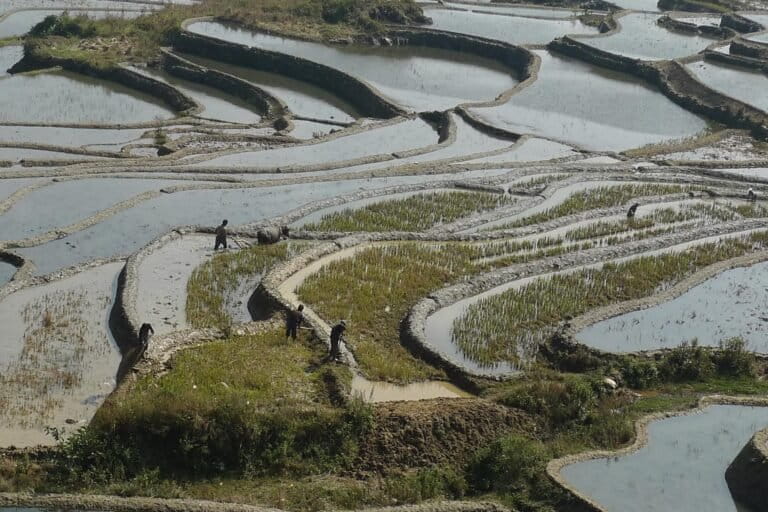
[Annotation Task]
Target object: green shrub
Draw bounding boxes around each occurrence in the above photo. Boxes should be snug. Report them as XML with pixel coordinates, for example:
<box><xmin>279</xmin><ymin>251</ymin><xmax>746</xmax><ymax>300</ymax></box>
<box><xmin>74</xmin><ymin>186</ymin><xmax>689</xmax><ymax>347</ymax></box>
<box><xmin>384</xmin><ymin>467</ymin><xmax>467</xmax><ymax>502</ymax></box>
<box><xmin>498</xmin><ymin>378</ymin><xmax>597</xmax><ymax>427</ymax></box>
<box><xmin>468</xmin><ymin>435</ymin><xmax>549</xmax><ymax>494</ymax></box>
<box><xmin>621</xmin><ymin>358</ymin><xmax>659</xmax><ymax>389</ymax></box>
<box><xmin>713</xmin><ymin>337</ymin><xmax>755</xmax><ymax>377</ymax></box>
<box><xmin>660</xmin><ymin>340</ymin><xmax>714</xmax><ymax>381</ymax></box>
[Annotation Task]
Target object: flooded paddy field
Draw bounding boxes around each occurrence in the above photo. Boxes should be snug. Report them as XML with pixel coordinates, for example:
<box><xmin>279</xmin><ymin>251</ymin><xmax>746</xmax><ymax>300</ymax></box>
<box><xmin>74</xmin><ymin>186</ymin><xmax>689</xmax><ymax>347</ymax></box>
<box><xmin>440</xmin><ymin>2</ymin><xmax>578</xmax><ymax>18</ymax></box>
<box><xmin>424</xmin><ymin>6</ymin><xmax>598</xmax><ymax>45</ymax></box>
<box><xmin>577</xmin><ymin>259</ymin><xmax>768</xmax><ymax>353</ymax></box>
<box><xmin>0</xmin><ymin>70</ymin><xmax>174</xmax><ymax>125</ymax></box>
<box><xmin>0</xmin><ymin>262</ymin><xmax>122</xmax><ymax>447</ymax></box>
<box><xmin>0</xmin><ymin>8</ymin><xmax>148</xmax><ymax>39</ymax></box>
<box><xmin>687</xmin><ymin>61</ymin><xmax>768</xmax><ymax>113</ymax></box>
<box><xmin>470</xmin><ymin>51</ymin><xmax>708</xmax><ymax>151</ymax></box>
<box><xmin>187</xmin><ymin>21</ymin><xmax>519</xmax><ymax>111</ymax></box>
<box><xmin>575</xmin><ymin>12</ymin><xmax>718</xmax><ymax>60</ymax></box>
<box><xmin>560</xmin><ymin>404</ymin><xmax>768</xmax><ymax>512</ymax></box>
<box><xmin>0</xmin><ymin>260</ymin><xmax>16</xmax><ymax>286</ymax></box>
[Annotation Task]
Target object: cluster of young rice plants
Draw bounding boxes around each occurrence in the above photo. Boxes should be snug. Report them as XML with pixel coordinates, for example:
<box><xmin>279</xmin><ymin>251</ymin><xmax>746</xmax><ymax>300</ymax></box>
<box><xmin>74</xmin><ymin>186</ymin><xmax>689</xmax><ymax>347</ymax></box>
<box><xmin>451</xmin><ymin>232</ymin><xmax>768</xmax><ymax>368</ymax></box>
<box><xmin>489</xmin><ymin>183</ymin><xmax>687</xmax><ymax>230</ymax></box>
<box><xmin>0</xmin><ymin>289</ymin><xmax>108</xmax><ymax>427</ymax></box>
<box><xmin>512</xmin><ymin>173</ymin><xmax>572</xmax><ymax>189</ymax></box>
<box><xmin>297</xmin><ymin>243</ymin><xmax>489</xmax><ymax>382</ymax></box>
<box><xmin>186</xmin><ymin>241</ymin><xmax>308</xmax><ymax>330</ymax></box>
<box><xmin>563</xmin><ymin>207</ymin><xmax>700</xmax><ymax>242</ymax></box>
<box><xmin>302</xmin><ymin>191</ymin><xmax>511</xmax><ymax>233</ymax></box>
<box><xmin>685</xmin><ymin>201</ymin><xmax>768</xmax><ymax>222</ymax></box>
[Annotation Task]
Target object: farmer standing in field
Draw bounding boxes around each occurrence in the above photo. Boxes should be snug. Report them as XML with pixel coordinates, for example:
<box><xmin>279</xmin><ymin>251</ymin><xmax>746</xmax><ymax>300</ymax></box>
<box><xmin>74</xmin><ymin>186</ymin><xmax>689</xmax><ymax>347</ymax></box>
<box><xmin>286</xmin><ymin>304</ymin><xmax>305</xmax><ymax>340</ymax></box>
<box><xmin>214</xmin><ymin>219</ymin><xmax>228</xmax><ymax>250</ymax></box>
<box><xmin>329</xmin><ymin>320</ymin><xmax>346</xmax><ymax>362</ymax></box>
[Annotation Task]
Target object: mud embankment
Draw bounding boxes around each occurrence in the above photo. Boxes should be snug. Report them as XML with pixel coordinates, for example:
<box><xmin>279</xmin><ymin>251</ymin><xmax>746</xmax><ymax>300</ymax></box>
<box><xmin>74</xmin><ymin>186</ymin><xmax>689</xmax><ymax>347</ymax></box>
<box><xmin>729</xmin><ymin>37</ymin><xmax>768</xmax><ymax>61</ymax></box>
<box><xmin>703</xmin><ymin>49</ymin><xmax>768</xmax><ymax>73</ymax></box>
<box><xmin>10</xmin><ymin>48</ymin><xmax>198</xmax><ymax>116</ymax></box>
<box><xmin>174</xmin><ymin>19</ymin><xmax>404</xmax><ymax>120</ymax></box>
<box><xmin>725</xmin><ymin>427</ymin><xmax>768</xmax><ymax>511</ymax></box>
<box><xmin>658</xmin><ymin>15</ymin><xmax>735</xmax><ymax>39</ymax></box>
<box><xmin>159</xmin><ymin>49</ymin><xmax>287</xmax><ymax>120</ymax></box>
<box><xmin>720</xmin><ymin>13</ymin><xmax>764</xmax><ymax>34</ymax></box>
<box><xmin>548</xmin><ymin>36</ymin><xmax>768</xmax><ymax>139</ymax></box>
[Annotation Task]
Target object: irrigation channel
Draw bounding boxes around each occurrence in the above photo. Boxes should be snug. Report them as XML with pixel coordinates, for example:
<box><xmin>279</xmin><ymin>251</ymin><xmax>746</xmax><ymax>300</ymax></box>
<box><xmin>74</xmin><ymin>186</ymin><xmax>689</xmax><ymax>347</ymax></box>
<box><xmin>4</xmin><ymin>1</ymin><xmax>768</xmax><ymax>510</ymax></box>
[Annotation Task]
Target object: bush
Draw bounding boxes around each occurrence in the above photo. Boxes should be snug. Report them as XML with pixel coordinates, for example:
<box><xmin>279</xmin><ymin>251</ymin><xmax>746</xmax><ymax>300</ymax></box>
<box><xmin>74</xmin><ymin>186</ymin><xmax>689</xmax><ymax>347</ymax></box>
<box><xmin>384</xmin><ymin>467</ymin><xmax>467</xmax><ymax>502</ymax></box>
<box><xmin>659</xmin><ymin>340</ymin><xmax>714</xmax><ymax>382</ymax></box>
<box><xmin>621</xmin><ymin>358</ymin><xmax>659</xmax><ymax>389</ymax></box>
<box><xmin>468</xmin><ymin>435</ymin><xmax>549</xmax><ymax>494</ymax></box>
<box><xmin>713</xmin><ymin>337</ymin><xmax>755</xmax><ymax>377</ymax></box>
<box><xmin>30</xmin><ymin>14</ymin><xmax>97</xmax><ymax>38</ymax></box>
<box><xmin>499</xmin><ymin>377</ymin><xmax>598</xmax><ymax>427</ymax></box>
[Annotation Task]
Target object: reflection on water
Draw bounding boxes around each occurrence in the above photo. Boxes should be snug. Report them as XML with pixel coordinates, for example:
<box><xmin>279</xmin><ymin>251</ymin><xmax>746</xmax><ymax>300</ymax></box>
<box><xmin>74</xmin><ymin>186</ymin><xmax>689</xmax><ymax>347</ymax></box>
<box><xmin>561</xmin><ymin>405</ymin><xmax>768</xmax><ymax>512</ymax></box>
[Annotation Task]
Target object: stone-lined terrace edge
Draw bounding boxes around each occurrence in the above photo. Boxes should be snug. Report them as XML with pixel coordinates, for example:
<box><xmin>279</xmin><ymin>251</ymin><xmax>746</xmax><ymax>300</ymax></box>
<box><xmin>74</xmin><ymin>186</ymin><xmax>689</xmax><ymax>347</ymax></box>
<box><xmin>547</xmin><ymin>395</ymin><xmax>768</xmax><ymax>512</ymax></box>
<box><xmin>725</xmin><ymin>424</ymin><xmax>768</xmax><ymax>511</ymax></box>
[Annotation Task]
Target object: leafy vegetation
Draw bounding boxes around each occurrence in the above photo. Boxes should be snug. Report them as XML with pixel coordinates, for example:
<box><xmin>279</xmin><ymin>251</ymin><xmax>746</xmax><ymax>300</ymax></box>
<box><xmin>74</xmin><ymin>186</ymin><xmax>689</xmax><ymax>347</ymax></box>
<box><xmin>302</xmin><ymin>191</ymin><xmax>511</xmax><ymax>232</ymax></box>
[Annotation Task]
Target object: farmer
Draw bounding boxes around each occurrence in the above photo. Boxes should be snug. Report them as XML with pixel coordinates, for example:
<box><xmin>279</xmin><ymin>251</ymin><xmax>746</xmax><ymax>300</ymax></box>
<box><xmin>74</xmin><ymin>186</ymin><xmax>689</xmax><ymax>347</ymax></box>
<box><xmin>748</xmin><ymin>187</ymin><xmax>757</xmax><ymax>201</ymax></box>
<box><xmin>286</xmin><ymin>304</ymin><xmax>305</xmax><ymax>340</ymax></box>
<box><xmin>257</xmin><ymin>225</ymin><xmax>289</xmax><ymax>245</ymax></box>
<box><xmin>214</xmin><ymin>219</ymin><xmax>228</xmax><ymax>250</ymax></box>
<box><xmin>626</xmin><ymin>203</ymin><xmax>640</xmax><ymax>219</ymax></box>
<box><xmin>138</xmin><ymin>323</ymin><xmax>154</xmax><ymax>348</ymax></box>
<box><xmin>329</xmin><ymin>320</ymin><xmax>346</xmax><ymax>361</ymax></box>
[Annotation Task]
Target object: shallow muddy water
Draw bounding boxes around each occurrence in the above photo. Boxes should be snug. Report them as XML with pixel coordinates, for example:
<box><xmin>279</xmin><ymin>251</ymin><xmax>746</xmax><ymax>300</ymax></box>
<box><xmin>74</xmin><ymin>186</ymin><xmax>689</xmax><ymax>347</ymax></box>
<box><xmin>18</xmin><ymin>175</ymin><xmax>456</xmax><ymax>275</ymax></box>
<box><xmin>577</xmin><ymin>12</ymin><xmax>717</xmax><ymax>60</ymax></box>
<box><xmin>0</xmin><ymin>178</ymin><xmax>189</xmax><ymax>242</ymax></box>
<box><xmin>0</xmin><ymin>45</ymin><xmax>23</xmax><ymax>77</ymax></box>
<box><xmin>0</xmin><ymin>260</ymin><xmax>15</xmax><ymax>286</ymax></box>
<box><xmin>443</xmin><ymin>2</ymin><xmax>577</xmax><ymax>18</ymax></box>
<box><xmin>180</xmin><ymin>53</ymin><xmax>359</xmax><ymax>123</ymax></box>
<box><xmin>560</xmin><ymin>404</ymin><xmax>768</xmax><ymax>512</ymax></box>
<box><xmin>470</xmin><ymin>50</ymin><xmax>708</xmax><ymax>151</ymax></box>
<box><xmin>0</xmin><ymin>125</ymin><xmax>146</xmax><ymax>148</ymax></box>
<box><xmin>464</xmin><ymin>136</ymin><xmax>577</xmax><ymax>163</ymax></box>
<box><xmin>687</xmin><ymin>61</ymin><xmax>768</xmax><ymax>113</ymax></box>
<box><xmin>0</xmin><ymin>262</ymin><xmax>122</xmax><ymax>447</ymax></box>
<box><xmin>130</xmin><ymin>65</ymin><xmax>262</xmax><ymax>124</ymax></box>
<box><xmin>136</xmin><ymin>234</ymin><xmax>213</xmax><ymax>335</ymax></box>
<box><xmin>187</xmin><ymin>21</ymin><xmax>518</xmax><ymax>111</ymax></box>
<box><xmin>351</xmin><ymin>374</ymin><xmax>470</xmax><ymax>402</ymax></box>
<box><xmin>0</xmin><ymin>70</ymin><xmax>174</xmax><ymax>124</ymax></box>
<box><xmin>613</xmin><ymin>0</ymin><xmax>662</xmax><ymax>10</ymax></box>
<box><xmin>424</xmin><ymin>7</ymin><xmax>598</xmax><ymax>45</ymax></box>
<box><xmin>191</xmin><ymin>117</ymin><xmax>437</xmax><ymax>169</ymax></box>
<box><xmin>0</xmin><ymin>147</ymin><xmax>110</xmax><ymax>162</ymax></box>
<box><xmin>577</xmin><ymin>259</ymin><xmax>768</xmax><ymax>353</ymax></box>
<box><xmin>0</xmin><ymin>177</ymin><xmax>42</xmax><ymax>200</ymax></box>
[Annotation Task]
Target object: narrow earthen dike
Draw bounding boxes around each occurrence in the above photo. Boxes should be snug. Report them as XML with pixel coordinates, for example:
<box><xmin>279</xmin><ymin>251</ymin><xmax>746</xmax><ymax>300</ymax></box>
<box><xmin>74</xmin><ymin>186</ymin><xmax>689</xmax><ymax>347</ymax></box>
<box><xmin>548</xmin><ymin>36</ymin><xmax>768</xmax><ymax>140</ymax></box>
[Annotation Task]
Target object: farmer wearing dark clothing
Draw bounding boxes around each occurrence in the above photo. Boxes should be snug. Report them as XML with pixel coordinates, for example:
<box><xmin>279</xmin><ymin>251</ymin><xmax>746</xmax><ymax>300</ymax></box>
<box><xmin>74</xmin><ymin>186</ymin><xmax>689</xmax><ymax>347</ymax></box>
<box><xmin>138</xmin><ymin>323</ymin><xmax>154</xmax><ymax>348</ymax></box>
<box><xmin>214</xmin><ymin>219</ymin><xmax>228</xmax><ymax>250</ymax></box>
<box><xmin>286</xmin><ymin>304</ymin><xmax>305</xmax><ymax>340</ymax></box>
<box><xmin>748</xmin><ymin>188</ymin><xmax>757</xmax><ymax>201</ymax></box>
<box><xmin>329</xmin><ymin>320</ymin><xmax>346</xmax><ymax>361</ymax></box>
<box><xmin>627</xmin><ymin>203</ymin><xmax>640</xmax><ymax>219</ymax></box>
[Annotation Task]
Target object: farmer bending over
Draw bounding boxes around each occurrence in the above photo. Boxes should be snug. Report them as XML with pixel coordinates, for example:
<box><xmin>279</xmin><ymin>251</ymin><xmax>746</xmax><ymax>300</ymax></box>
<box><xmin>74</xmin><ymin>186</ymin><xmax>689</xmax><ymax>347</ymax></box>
<box><xmin>138</xmin><ymin>323</ymin><xmax>154</xmax><ymax>348</ymax></box>
<box><xmin>627</xmin><ymin>203</ymin><xmax>640</xmax><ymax>219</ymax></box>
<box><xmin>329</xmin><ymin>320</ymin><xmax>346</xmax><ymax>362</ymax></box>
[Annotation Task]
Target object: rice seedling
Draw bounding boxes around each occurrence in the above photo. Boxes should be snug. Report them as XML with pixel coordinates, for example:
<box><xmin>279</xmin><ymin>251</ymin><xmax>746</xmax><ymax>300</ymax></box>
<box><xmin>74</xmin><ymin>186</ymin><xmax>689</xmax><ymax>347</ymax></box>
<box><xmin>487</xmin><ymin>184</ymin><xmax>687</xmax><ymax>230</ymax></box>
<box><xmin>451</xmin><ymin>232</ymin><xmax>768</xmax><ymax>367</ymax></box>
<box><xmin>186</xmin><ymin>241</ymin><xmax>308</xmax><ymax>330</ymax></box>
<box><xmin>297</xmin><ymin>243</ymin><xmax>491</xmax><ymax>382</ymax></box>
<box><xmin>302</xmin><ymin>191</ymin><xmax>511</xmax><ymax>233</ymax></box>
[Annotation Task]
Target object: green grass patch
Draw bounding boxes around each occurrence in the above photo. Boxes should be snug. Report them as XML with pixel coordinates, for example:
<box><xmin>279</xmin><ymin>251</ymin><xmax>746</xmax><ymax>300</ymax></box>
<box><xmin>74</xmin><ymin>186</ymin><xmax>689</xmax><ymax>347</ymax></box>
<box><xmin>298</xmin><ymin>243</ymin><xmax>489</xmax><ymax>382</ymax></box>
<box><xmin>452</xmin><ymin>232</ymin><xmax>768</xmax><ymax>368</ymax></box>
<box><xmin>302</xmin><ymin>191</ymin><xmax>511</xmax><ymax>232</ymax></box>
<box><xmin>186</xmin><ymin>241</ymin><xmax>308</xmax><ymax>331</ymax></box>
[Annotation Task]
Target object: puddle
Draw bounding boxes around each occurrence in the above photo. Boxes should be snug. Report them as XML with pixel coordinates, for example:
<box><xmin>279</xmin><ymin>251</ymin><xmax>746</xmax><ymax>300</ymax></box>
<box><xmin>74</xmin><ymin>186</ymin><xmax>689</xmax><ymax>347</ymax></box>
<box><xmin>577</xmin><ymin>259</ymin><xmax>768</xmax><ymax>353</ymax></box>
<box><xmin>424</xmin><ymin>6</ymin><xmax>598</xmax><ymax>45</ymax></box>
<box><xmin>687</xmin><ymin>61</ymin><xmax>768</xmax><ymax>113</ymax></box>
<box><xmin>187</xmin><ymin>21</ymin><xmax>518</xmax><ymax>112</ymax></box>
<box><xmin>180</xmin><ymin>53</ymin><xmax>359</xmax><ymax>123</ymax></box>
<box><xmin>351</xmin><ymin>374</ymin><xmax>470</xmax><ymax>402</ymax></box>
<box><xmin>560</xmin><ymin>404</ymin><xmax>768</xmax><ymax>512</ymax></box>
<box><xmin>0</xmin><ymin>178</ymin><xmax>191</xmax><ymax>242</ymax></box>
<box><xmin>470</xmin><ymin>50</ymin><xmax>708</xmax><ymax>151</ymax></box>
<box><xmin>136</xmin><ymin>234</ymin><xmax>213</xmax><ymax>336</ymax></box>
<box><xmin>575</xmin><ymin>12</ymin><xmax>717</xmax><ymax>60</ymax></box>
<box><xmin>0</xmin><ymin>69</ymin><xmax>174</xmax><ymax>124</ymax></box>
<box><xmin>0</xmin><ymin>262</ymin><xmax>122</xmax><ymax>447</ymax></box>
<box><xmin>191</xmin><ymin>117</ymin><xmax>437</xmax><ymax>169</ymax></box>
<box><xmin>129</xmin><ymin>65</ymin><xmax>262</xmax><ymax>124</ymax></box>
<box><xmin>18</xmin><ymin>175</ymin><xmax>456</xmax><ymax>275</ymax></box>
<box><xmin>0</xmin><ymin>45</ymin><xmax>23</xmax><ymax>77</ymax></box>
<box><xmin>464</xmin><ymin>137</ymin><xmax>578</xmax><ymax>163</ymax></box>
<box><xmin>0</xmin><ymin>8</ymin><xmax>147</xmax><ymax>38</ymax></box>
